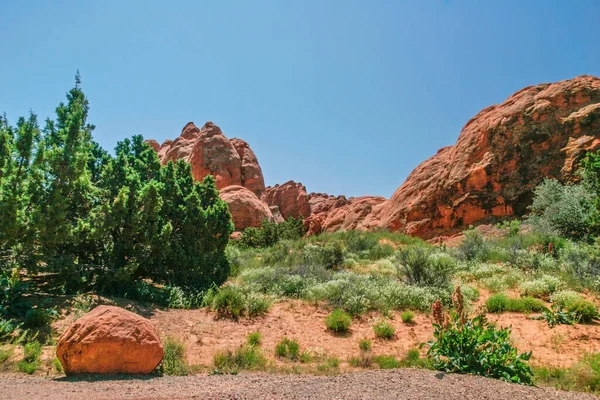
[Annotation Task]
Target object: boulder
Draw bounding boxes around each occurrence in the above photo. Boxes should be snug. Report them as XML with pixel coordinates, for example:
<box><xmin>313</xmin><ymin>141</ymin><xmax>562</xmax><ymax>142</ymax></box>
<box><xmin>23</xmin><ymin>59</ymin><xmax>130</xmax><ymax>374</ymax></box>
<box><xmin>56</xmin><ymin>306</ymin><xmax>163</xmax><ymax>375</ymax></box>
<box><xmin>262</xmin><ymin>181</ymin><xmax>311</xmax><ymax>220</ymax></box>
<box><xmin>219</xmin><ymin>185</ymin><xmax>275</xmax><ymax>230</ymax></box>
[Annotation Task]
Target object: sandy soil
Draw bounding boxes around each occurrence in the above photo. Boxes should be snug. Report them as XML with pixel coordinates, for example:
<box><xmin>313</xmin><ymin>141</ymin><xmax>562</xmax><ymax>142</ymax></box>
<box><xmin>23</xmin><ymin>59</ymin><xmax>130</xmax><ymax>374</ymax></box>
<box><xmin>0</xmin><ymin>369</ymin><xmax>596</xmax><ymax>400</ymax></box>
<box><xmin>147</xmin><ymin>300</ymin><xmax>600</xmax><ymax>369</ymax></box>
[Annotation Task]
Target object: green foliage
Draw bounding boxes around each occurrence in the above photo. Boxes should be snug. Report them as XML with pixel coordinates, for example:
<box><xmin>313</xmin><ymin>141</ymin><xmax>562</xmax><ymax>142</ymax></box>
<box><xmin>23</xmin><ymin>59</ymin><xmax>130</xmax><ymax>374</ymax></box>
<box><xmin>161</xmin><ymin>337</ymin><xmax>188</xmax><ymax>376</ymax></box>
<box><xmin>426</xmin><ymin>288</ymin><xmax>533</xmax><ymax>385</ymax></box>
<box><xmin>519</xmin><ymin>275</ymin><xmax>566</xmax><ymax>298</ymax></box>
<box><xmin>247</xmin><ymin>331</ymin><xmax>262</xmax><ymax>347</ymax></box>
<box><xmin>358</xmin><ymin>338</ymin><xmax>372</xmax><ymax>352</ymax></box>
<box><xmin>213</xmin><ymin>344</ymin><xmax>266</xmax><ymax>374</ymax></box>
<box><xmin>274</xmin><ymin>337</ymin><xmax>300</xmax><ymax>361</ymax></box>
<box><xmin>485</xmin><ymin>294</ymin><xmax>546</xmax><ymax>314</ymax></box>
<box><xmin>458</xmin><ymin>228</ymin><xmax>490</xmax><ymax>261</ymax></box>
<box><xmin>211</xmin><ymin>286</ymin><xmax>246</xmax><ymax>321</ymax></box>
<box><xmin>373</xmin><ymin>355</ymin><xmax>401</xmax><ymax>369</ymax></box>
<box><xmin>0</xmin><ymin>77</ymin><xmax>233</xmax><ymax>300</ymax></box>
<box><xmin>53</xmin><ymin>357</ymin><xmax>63</xmax><ymax>373</ymax></box>
<box><xmin>325</xmin><ymin>309</ymin><xmax>351</xmax><ymax>333</ymax></box>
<box><xmin>401</xmin><ymin>310</ymin><xmax>415</xmax><ymax>323</ymax></box>
<box><xmin>395</xmin><ymin>248</ymin><xmax>455</xmax><ymax>288</ymax></box>
<box><xmin>534</xmin><ymin>304</ymin><xmax>581</xmax><ymax>328</ymax></box>
<box><xmin>18</xmin><ymin>341</ymin><xmax>41</xmax><ymax>374</ymax></box>
<box><xmin>239</xmin><ymin>218</ymin><xmax>306</xmax><ymax>248</ymax></box>
<box><xmin>534</xmin><ymin>352</ymin><xmax>600</xmax><ymax>393</ymax></box>
<box><xmin>373</xmin><ymin>320</ymin><xmax>395</xmax><ymax>339</ymax></box>
<box><xmin>527</xmin><ymin>178</ymin><xmax>597</xmax><ymax>239</ymax></box>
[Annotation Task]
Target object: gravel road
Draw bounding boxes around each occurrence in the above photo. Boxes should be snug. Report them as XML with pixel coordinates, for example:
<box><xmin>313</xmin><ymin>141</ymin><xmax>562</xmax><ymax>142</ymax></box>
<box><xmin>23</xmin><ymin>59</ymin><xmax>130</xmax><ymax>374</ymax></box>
<box><xmin>1</xmin><ymin>369</ymin><xmax>596</xmax><ymax>400</ymax></box>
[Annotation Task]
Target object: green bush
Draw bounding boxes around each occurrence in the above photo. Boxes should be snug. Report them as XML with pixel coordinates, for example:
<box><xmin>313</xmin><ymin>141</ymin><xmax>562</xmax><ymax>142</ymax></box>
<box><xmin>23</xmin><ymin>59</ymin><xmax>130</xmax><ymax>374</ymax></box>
<box><xmin>401</xmin><ymin>310</ymin><xmax>415</xmax><ymax>323</ymax></box>
<box><xmin>213</xmin><ymin>345</ymin><xmax>266</xmax><ymax>373</ymax></box>
<box><xmin>302</xmin><ymin>242</ymin><xmax>345</xmax><ymax>269</ymax></box>
<box><xmin>358</xmin><ymin>338</ymin><xmax>372</xmax><ymax>352</ymax></box>
<box><xmin>534</xmin><ymin>352</ymin><xmax>600</xmax><ymax>393</ymax></box>
<box><xmin>374</xmin><ymin>355</ymin><xmax>401</xmax><ymax>369</ymax></box>
<box><xmin>527</xmin><ymin>179</ymin><xmax>597</xmax><ymax>239</ymax></box>
<box><xmin>564</xmin><ymin>299</ymin><xmax>599</xmax><ymax>323</ymax></box>
<box><xmin>458</xmin><ymin>228</ymin><xmax>490</xmax><ymax>261</ymax></box>
<box><xmin>162</xmin><ymin>337</ymin><xmax>188</xmax><ymax>376</ymax></box>
<box><xmin>485</xmin><ymin>294</ymin><xmax>545</xmax><ymax>314</ymax></box>
<box><xmin>239</xmin><ymin>218</ymin><xmax>306</xmax><ymax>248</ymax></box>
<box><xmin>24</xmin><ymin>307</ymin><xmax>57</xmax><ymax>328</ymax></box>
<box><xmin>373</xmin><ymin>320</ymin><xmax>395</xmax><ymax>339</ymax></box>
<box><xmin>519</xmin><ymin>275</ymin><xmax>566</xmax><ymax>298</ymax></box>
<box><xmin>274</xmin><ymin>337</ymin><xmax>300</xmax><ymax>361</ymax></box>
<box><xmin>395</xmin><ymin>247</ymin><xmax>454</xmax><ymax>288</ymax></box>
<box><xmin>211</xmin><ymin>286</ymin><xmax>246</xmax><ymax>320</ymax></box>
<box><xmin>325</xmin><ymin>309</ymin><xmax>352</xmax><ymax>333</ymax></box>
<box><xmin>426</xmin><ymin>288</ymin><xmax>533</xmax><ymax>385</ymax></box>
<box><xmin>18</xmin><ymin>341</ymin><xmax>41</xmax><ymax>375</ymax></box>
<box><xmin>244</xmin><ymin>293</ymin><xmax>272</xmax><ymax>318</ymax></box>
<box><xmin>247</xmin><ymin>331</ymin><xmax>262</xmax><ymax>347</ymax></box>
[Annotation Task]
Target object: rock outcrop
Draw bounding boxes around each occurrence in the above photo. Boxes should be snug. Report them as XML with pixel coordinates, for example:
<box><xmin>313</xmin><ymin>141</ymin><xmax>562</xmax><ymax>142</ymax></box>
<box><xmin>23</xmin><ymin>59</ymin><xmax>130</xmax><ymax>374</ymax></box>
<box><xmin>56</xmin><ymin>306</ymin><xmax>163</xmax><ymax>375</ymax></box>
<box><xmin>231</xmin><ymin>138</ymin><xmax>266</xmax><ymax>197</ymax></box>
<box><xmin>219</xmin><ymin>185</ymin><xmax>275</xmax><ymax>229</ymax></box>
<box><xmin>262</xmin><ymin>181</ymin><xmax>311</xmax><ymax>220</ymax></box>
<box><xmin>368</xmin><ymin>75</ymin><xmax>600</xmax><ymax>238</ymax></box>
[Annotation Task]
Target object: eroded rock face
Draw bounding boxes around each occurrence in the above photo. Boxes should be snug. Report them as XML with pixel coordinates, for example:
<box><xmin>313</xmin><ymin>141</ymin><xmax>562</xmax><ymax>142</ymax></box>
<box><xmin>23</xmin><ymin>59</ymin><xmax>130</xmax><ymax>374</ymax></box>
<box><xmin>262</xmin><ymin>181</ymin><xmax>311</xmax><ymax>220</ymax></box>
<box><xmin>56</xmin><ymin>306</ymin><xmax>163</xmax><ymax>375</ymax></box>
<box><xmin>369</xmin><ymin>75</ymin><xmax>600</xmax><ymax>238</ymax></box>
<box><xmin>219</xmin><ymin>185</ymin><xmax>275</xmax><ymax>230</ymax></box>
<box><xmin>231</xmin><ymin>138</ymin><xmax>266</xmax><ymax>197</ymax></box>
<box><xmin>146</xmin><ymin>122</ymin><xmax>267</xmax><ymax>192</ymax></box>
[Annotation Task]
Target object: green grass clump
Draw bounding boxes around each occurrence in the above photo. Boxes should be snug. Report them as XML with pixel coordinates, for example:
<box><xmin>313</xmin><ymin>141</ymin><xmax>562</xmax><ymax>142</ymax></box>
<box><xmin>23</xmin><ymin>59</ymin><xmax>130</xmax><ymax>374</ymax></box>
<box><xmin>374</xmin><ymin>355</ymin><xmax>401</xmax><ymax>369</ymax></box>
<box><xmin>325</xmin><ymin>309</ymin><xmax>352</xmax><ymax>333</ymax></box>
<box><xmin>211</xmin><ymin>286</ymin><xmax>246</xmax><ymax>320</ymax></box>
<box><xmin>247</xmin><ymin>331</ymin><xmax>262</xmax><ymax>347</ymax></box>
<box><xmin>358</xmin><ymin>339</ymin><xmax>372</xmax><ymax>352</ymax></box>
<box><xmin>316</xmin><ymin>357</ymin><xmax>340</xmax><ymax>374</ymax></box>
<box><xmin>373</xmin><ymin>320</ymin><xmax>395</xmax><ymax>339</ymax></box>
<box><xmin>162</xmin><ymin>337</ymin><xmax>188</xmax><ymax>376</ymax></box>
<box><xmin>0</xmin><ymin>346</ymin><xmax>13</xmax><ymax>363</ymax></box>
<box><xmin>401</xmin><ymin>310</ymin><xmax>415</xmax><ymax>323</ymax></box>
<box><xmin>274</xmin><ymin>337</ymin><xmax>300</xmax><ymax>361</ymax></box>
<box><xmin>53</xmin><ymin>357</ymin><xmax>63</xmax><ymax>373</ymax></box>
<box><xmin>485</xmin><ymin>293</ymin><xmax>545</xmax><ymax>313</ymax></box>
<box><xmin>17</xmin><ymin>341</ymin><xmax>42</xmax><ymax>375</ymax></box>
<box><xmin>534</xmin><ymin>352</ymin><xmax>600</xmax><ymax>393</ymax></box>
<box><xmin>213</xmin><ymin>345</ymin><xmax>267</xmax><ymax>373</ymax></box>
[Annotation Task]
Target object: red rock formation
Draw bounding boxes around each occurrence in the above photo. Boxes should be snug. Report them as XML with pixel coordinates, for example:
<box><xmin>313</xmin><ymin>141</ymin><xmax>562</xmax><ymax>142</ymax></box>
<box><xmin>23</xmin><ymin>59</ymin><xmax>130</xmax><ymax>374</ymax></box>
<box><xmin>56</xmin><ymin>306</ymin><xmax>163</xmax><ymax>375</ymax></box>
<box><xmin>262</xmin><ymin>181</ymin><xmax>311</xmax><ymax>220</ymax></box>
<box><xmin>369</xmin><ymin>75</ymin><xmax>600</xmax><ymax>238</ymax></box>
<box><xmin>145</xmin><ymin>139</ymin><xmax>160</xmax><ymax>152</ymax></box>
<box><xmin>231</xmin><ymin>138</ymin><xmax>266</xmax><ymax>197</ymax></box>
<box><xmin>219</xmin><ymin>185</ymin><xmax>275</xmax><ymax>230</ymax></box>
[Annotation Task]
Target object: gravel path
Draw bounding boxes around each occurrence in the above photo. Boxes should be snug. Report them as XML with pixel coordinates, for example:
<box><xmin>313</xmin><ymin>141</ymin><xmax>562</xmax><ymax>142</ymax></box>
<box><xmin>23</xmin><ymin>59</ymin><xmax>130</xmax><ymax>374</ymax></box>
<box><xmin>1</xmin><ymin>369</ymin><xmax>596</xmax><ymax>400</ymax></box>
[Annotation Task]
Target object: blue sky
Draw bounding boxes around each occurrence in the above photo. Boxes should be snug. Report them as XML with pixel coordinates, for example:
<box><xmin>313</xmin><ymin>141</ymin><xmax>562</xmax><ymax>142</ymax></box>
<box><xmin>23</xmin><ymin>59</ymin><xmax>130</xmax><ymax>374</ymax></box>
<box><xmin>1</xmin><ymin>1</ymin><xmax>599</xmax><ymax>197</ymax></box>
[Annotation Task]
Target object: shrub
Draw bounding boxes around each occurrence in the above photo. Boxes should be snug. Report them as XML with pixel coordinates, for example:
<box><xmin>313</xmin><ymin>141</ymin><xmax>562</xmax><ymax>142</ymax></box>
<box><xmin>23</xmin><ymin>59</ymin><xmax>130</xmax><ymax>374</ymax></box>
<box><xmin>534</xmin><ymin>352</ymin><xmax>600</xmax><ymax>393</ymax></box>
<box><xmin>519</xmin><ymin>275</ymin><xmax>566</xmax><ymax>298</ymax></box>
<box><xmin>374</xmin><ymin>355</ymin><xmax>401</xmax><ymax>369</ymax></box>
<box><xmin>274</xmin><ymin>337</ymin><xmax>300</xmax><ymax>361</ymax></box>
<box><xmin>325</xmin><ymin>309</ymin><xmax>351</xmax><ymax>333</ymax></box>
<box><xmin>18</xmin><ymin>341</ymin><xmax>41</xmax><ymax>375</ymax></box>
<box><xmin>395</xmin><ymin>247</ymin><xmax>455</xmax><ymax>288</ymax></box>
<box><xmin>458</xmin><ymin>228</ymin><xmax>490</xmax><ymax>261</ymax></box>
<box><xmin>425</xmin><ymin>287</ymin><xmax>533</xmax><ymax>385</ymax></box>
<box><xmin>24</xmin><ymin>306</ymin><xmax>57</xmax><ymax>329</ymax></box>
<box><xmin>534</xmin><ymin>304</ymin><xmax>581</xmax><ymax>328</ymax></box>
<box><xmin>485</xmin><ymin>294</ymin><xmax>545</xmax><ymax>314</ymax></box>
<box><xmin>373</xmin><ymin>320</ymin><xmax>395</xmax><ymax>339</ymax></box>
<box><xmin>564</xmin><ymin>299</ymin><xmax>599</xmax><ymax>323</ymax></box>
<box><xmin>239</xmin><ymin>218</ymin><xmax>306</xmax><ymax>248</ymax></box>
<box><xmin>358</xmin><ymin>338</ymin><xmax>372</xmax><ymax>352</ymax></box>
<box><xmin>211</xmin><ymin>286</ymin><xmax>245</xmax><ymax>320</ymax></box>
<box><xmin>213</xmin><ymin>345</ymin><xmax>266</xmax><ymax>373</ymax></box>
<box><xmin>527</xmin><ymin>179</ymin><xmax>597</xmax><ymax>239</ymax></box>
<box><xmin>302</xmin><ymin>243</ymin><xmax>345</xmax><ymax>269</ymax></box>
<box><xmin>244</xmin><ymin>293</ymin><xmax>272</xmax><ymax>318</ymax></box>
<box><xmin>53</xmin><ymin>357</ymin><xmax>63</xmax><ymax>373</ymax></box>
<box><xmin>247</xmin><ymin>331</ymin><xmax>262</xmax><ymax>347</ymax></box>
<box><xmin>401</xmin><ymin>310</ymin><xmax>415</xmax><ymax>323</ymax></box>
<box><xmin>162</xmin><ymin>337</ymin><xmax>188</xmax><ymax>376</ymax></box>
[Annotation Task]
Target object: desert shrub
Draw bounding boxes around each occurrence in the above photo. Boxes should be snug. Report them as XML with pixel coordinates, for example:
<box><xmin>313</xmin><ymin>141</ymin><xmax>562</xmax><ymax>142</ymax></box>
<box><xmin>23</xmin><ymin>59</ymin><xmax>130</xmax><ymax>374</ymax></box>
<box><xmin>17</xmin><ymin>341</ymin><xmax>41</xmax><ymax>375</ymax></box>
<box><xmin>162</xmin><ymin>337</ymin><xmax>188</xmax><ymax>376</ymax></box>
<box><xmin>534</xmin><ymin>304</ymin><xmax>581</xmax><ymax>328</ymax></box>
<box><xmin>425</xmin><ymin>287</ymin><xmax>533</xmax><ymax>385</ymax></box>
<box><xmin>239</xmin><ymin>218</ymin><xmax>306</xmax><ymax>248</ymax></box>
<box><xmin>302</xmin><ymin>243</ymin><xmax>345</xmax><ymax>269</ymax></box>
<box><xmin>359</xmin><ymin>338</ymin><xmax>372</xmax><ymax>352</ymax></box>
<box><xmin>401</xmin><ymin>310</ymin><xmax>415</xmax><ymax>323</ymax></box>
<box><xmin>325</xmin><ymin>309</ymin><xmax>351</xmax><ymax>333</ymax></box>
<box><xmin>213</xmin><ymin>345</ymin><xmax>266</xmax><ymax>373</ymax></box>
<box><xmin>395</xmin><ymin>247</ymin><xmax>455</xmax><ymax>288</ymax></box>
<box><xmin>0</xmin><ymin>268</ymin><xmax>29</xmax><ymax>317</ymax></box>
<box><xmin>24</xmin><ymin>307</ymin><xmax>57</xmax><ymax>329</ymax></box>
<box><xmin>53</xmin><ymin>357</ymin><xmax>63</xmax><ymax>373</ymax></box>
<box><xmin>527</xmin><ymin>179</ymin><xmax>597</xmax><ymax>239</ymax></box>
<box><xmin>458</xmin><ymin>228</ymin><xmax>490</xmax><ymax>261</ymax></box>
<box><xmin>485</xmin><ymin>294</ymin><xmax>545</xmax><ymax>314</ymax></box>
<box><xmin>520</xmin><ymin>275</ymin><xmax>566</xmax><ymax>298</ymax></box>
<box><xmin>244</xmin><ymin>292</ymin><xmax>272</xmax><ymax>318</ymax></box>
<box><xmin>496</xmin><ymin>220</ymin><xmax>521</xmax><ymax>236</ymax></box>
<box><xmin>350</xmin><ymin>339</ymin><xmax>373</xmax><ymax>368</ymax></box>
<box><xmin>373</xmin><ymin>320</ymin><xmax>395</xmax><ymax>339</ymax></box>
<box><xmin>549</xmin><ymin>290</ymin><xmax>599</xmax><ymax>323</ymax></box>
<box><xmin>0</xmin><ymin>318</ymin><xmax>22</xmax><ymax>343</ymax></box>
<box><xmin>274</xmin><ymin>337</ymin><xmax>300</xmax><ymax>361</ymax></box>
<box><xmin>535</xmin><ymin>352</ymin><xmax>600</xmax><ymax>393</ymax></box>
<box><xmin>374</xmin><ymin>355</ymin><xmax>401</xmax><ymax>369</ymax></box>
<box><xmin>559</xmin><ymin>242</ymin><xmax>600</xmax><ymax>283</ymax></box>
<box><xmin>247</xmin><ymin>331</ymin><xmax>262</xmax><ymax>347</ymax></box>
<box><xmin>211</xmin><ymin>285</ymin><xmax>246</xmax><ymax>320</ymax></box>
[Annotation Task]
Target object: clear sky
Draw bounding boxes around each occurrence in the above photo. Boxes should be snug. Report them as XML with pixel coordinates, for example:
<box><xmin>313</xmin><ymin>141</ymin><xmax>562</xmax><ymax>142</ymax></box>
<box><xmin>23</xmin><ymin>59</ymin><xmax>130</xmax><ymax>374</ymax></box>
<box><xmin>1</xmin><ymin>1</ymin><xmax>599</xmax><ymax>197</ymax></box>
